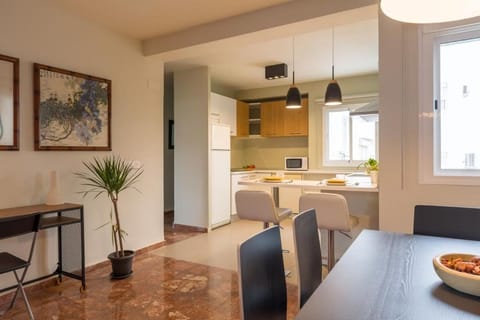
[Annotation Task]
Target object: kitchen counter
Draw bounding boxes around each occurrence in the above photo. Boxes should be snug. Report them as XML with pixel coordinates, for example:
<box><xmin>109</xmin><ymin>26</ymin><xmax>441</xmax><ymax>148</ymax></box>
<box><xmin>231</xmin><ymin>169</ymin><xmax>365</xmax><ymax>175</ymax></box>
<box><xmin>238</xmin><ymin>178</ymin><xmax>378</xmax><ymax>193</ymax></box>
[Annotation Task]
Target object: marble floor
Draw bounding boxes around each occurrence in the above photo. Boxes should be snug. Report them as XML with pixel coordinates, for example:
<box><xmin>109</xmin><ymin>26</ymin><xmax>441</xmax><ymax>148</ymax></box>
<box><xmin>0</xmin><ymin>213</ymin><xmax>301</xmax><ymax>319</ymax></box>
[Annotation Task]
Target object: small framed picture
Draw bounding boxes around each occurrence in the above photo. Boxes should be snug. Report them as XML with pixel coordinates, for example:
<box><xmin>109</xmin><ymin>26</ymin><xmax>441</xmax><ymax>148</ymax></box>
<box><xmin>34</xmin><ymin>63</ymin><xmax>111</xmax><ymax>151</ymax></box>
<box><xmin>0</xmin><ymin>54</ymin><xmax>19</xmax><ymax>151</ymax></box>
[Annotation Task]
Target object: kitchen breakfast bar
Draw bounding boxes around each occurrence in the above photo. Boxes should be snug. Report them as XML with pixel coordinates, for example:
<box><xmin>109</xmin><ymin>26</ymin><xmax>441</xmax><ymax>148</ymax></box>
<box><xmin>238</xmin><ymin>177</ymin><xmax>378</xmax><ymax>224</ymax></box>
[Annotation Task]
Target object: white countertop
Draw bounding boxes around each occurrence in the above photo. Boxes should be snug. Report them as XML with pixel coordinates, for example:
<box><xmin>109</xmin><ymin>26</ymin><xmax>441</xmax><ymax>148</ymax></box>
<box><xmin>231</xmin><ymin>169</ymin><xmax>361</xmax><ymax>175</ymax></box>
<box><xmin>238</xmin><ymin>179</ymin><xmax>378</xmax><ymax>193</ymax></box>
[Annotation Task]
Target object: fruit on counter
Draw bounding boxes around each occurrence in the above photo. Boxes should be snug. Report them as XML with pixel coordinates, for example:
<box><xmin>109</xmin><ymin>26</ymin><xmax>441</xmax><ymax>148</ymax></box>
<box><xmin>242</xmin><ymin>164</ymin><xmax>256</xmax><ymax>169</ymax></box>
<box><xmin>264</xmin><ymin>176</ymin><xmax>282</xmax><ymax>181</ymax></box>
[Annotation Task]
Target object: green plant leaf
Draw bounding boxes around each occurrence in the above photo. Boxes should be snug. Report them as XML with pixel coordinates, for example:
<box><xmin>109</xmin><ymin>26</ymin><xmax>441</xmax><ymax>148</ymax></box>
<box><xmin>75</xmin><ymin>154</ymin><xmax>143</xmax><ymax>256</ymax></box>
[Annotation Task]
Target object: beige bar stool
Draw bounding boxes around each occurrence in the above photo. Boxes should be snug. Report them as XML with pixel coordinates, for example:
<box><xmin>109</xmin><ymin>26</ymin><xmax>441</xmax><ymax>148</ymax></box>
<box><xmin>299</xmin><ymin>193</ymin><xmax>358</xmax><ymax>270</ymax></box>
<box><xmin>235</xmin><ymin>190</ymin><xmax>292</xmax><ymax>229</ymax></box>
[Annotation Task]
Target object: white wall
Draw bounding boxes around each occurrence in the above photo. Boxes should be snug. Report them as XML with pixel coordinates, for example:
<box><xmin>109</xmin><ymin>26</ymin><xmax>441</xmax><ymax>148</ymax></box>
<box><xmin>173</xmin><ymin>67</ymin><xmax>210</xmax><ymax>228</ymax></box>
<box><xmin>378</xmin><ymin>13</ymin><xmax>480</xmax><ymax>233</ymax></box>
<box><xmin>0</xmin><ymin>0</ymin><xmax>164</xmax><ymax>287</ymax></box>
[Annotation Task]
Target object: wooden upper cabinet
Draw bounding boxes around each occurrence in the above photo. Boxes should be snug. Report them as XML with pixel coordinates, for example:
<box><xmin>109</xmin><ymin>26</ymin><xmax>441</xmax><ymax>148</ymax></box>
<box><xmin>284</xmin><ymin>98</ymin><xmax>308</xmax><ymax>136</ymax></box>
<box><xmin>236</xmin><ymin>100</ymin><xmax>249</xmax><ymax>137</ymax></box>
<box><xmin>261</xmin><ymin>100</ymin><xmax>284</xmax><ymax>136</ymax></box>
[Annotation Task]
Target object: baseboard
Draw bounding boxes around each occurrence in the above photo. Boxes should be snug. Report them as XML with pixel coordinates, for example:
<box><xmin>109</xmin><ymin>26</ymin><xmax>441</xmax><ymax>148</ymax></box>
<box><xmin>173</xmin><ymin>223</ymin><xmax>208</xmax><ymax>233</ymax></box>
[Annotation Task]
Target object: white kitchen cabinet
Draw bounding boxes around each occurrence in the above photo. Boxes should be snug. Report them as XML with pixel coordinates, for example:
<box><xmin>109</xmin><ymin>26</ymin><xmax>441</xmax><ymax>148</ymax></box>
<box><xmin>210</xmin><ymin>92</ymin><xmax>237</xmax><ymax>136</ymax></box>
<box><xmin>279</xmin><ymin>173</ymin><xmax>303</xmax><ymax>213</ymax></box>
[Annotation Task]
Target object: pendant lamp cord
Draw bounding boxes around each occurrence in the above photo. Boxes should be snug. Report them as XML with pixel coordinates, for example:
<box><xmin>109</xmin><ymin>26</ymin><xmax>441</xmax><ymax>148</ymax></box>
<box><xmin>331</xmin><ymin>27</ymin><xmax>335</xmax><ymax>81</ymax></box>
<box><xmin>292</xmin><ymin>37</ymin><xmax>296</xmax><ymax>85</ymax></box>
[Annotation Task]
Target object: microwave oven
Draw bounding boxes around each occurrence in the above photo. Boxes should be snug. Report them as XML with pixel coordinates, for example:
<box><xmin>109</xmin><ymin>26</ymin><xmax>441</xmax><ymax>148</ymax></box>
<box><xmin>284</xmin><ymin>157</ymin><xmax>308</xmax><ymax>171</ymax></box>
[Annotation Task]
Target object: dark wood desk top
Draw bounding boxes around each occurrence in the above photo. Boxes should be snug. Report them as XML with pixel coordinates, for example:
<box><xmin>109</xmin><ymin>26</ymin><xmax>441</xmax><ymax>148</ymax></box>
<box><xmin>0</xmin><ymin>203</ymin><xmax>83</xmax><ymax>221</ymax></box>
<box><xmin>296</xmin><ymin>230</ymin><xmax>480</xmax><ymax>320</ymax></box>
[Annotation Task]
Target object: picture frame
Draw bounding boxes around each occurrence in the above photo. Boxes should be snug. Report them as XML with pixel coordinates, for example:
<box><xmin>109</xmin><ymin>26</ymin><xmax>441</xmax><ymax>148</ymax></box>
<box><xmin>0</xmin><ymin>54</ymin><xmax>19</xmax><ymax>151</ymax></box>
<box><xmin>168</xmin><ymin>120</ymin><xmax>174</xmax><ymax>149</ymax></box>
<box><xmin>34</xmin><ymin>63</ymin><xmax>111</xmax><ymax>151</ymax></box>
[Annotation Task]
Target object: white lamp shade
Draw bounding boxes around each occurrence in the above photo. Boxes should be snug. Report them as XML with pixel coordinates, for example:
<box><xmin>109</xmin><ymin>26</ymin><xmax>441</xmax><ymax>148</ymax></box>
<box><xmin>381</xmin><ymin>0</ymin><xmax>480</xmax><ymax>24</ymax></box>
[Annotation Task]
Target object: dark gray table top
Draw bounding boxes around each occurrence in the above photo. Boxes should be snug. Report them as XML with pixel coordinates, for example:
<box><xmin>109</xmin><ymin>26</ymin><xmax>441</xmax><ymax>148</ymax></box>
<box><xmin>296</xmin><ymin>229</ymin><xmax>480</xmax><ymax>320</ymax></box>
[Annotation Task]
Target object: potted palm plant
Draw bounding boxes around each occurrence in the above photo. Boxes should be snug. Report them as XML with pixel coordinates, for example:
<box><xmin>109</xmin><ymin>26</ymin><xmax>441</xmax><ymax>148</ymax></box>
<box><xmin>358</xmin><ymin>158</ymin><xmax>379</xmax><ymax>185</ymax></box>
<box><xmin>76</xmin><ymin>155</ymin><xmax>143</xmax><ymax>279</ymax></box>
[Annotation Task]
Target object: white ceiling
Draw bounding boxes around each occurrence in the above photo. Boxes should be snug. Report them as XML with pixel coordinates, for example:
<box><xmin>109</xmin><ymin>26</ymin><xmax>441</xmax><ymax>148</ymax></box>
<box><xmin>50</xmin><ymin>0</ymin><xmax>378</xmax><ymax>92</ymax></box>
<box><xmin>165</xmin><ymin>18</ymin><xmax>378</xmax><ymax>91</ymax></box>
<box><xmin>50</xmin><ymin>0</ymin><xmax>292</xmax><ymax>39</ymax></box>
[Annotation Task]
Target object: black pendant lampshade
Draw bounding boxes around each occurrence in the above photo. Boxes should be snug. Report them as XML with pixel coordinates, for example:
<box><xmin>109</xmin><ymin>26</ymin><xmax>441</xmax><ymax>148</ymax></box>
<box><xmin>286</xmin><ymin>85</ymin><xmax>302</xmax><ymax>109</ymax></box>
<box><xmin>285</xmin><ymin>37</ymin><xmax>302</xmax><ymax>109</ymax></box>
<box><xmin>325</xmin><ymin>79</ymin><xmax>342</xmax><ymax>106</ymax></box>
<box><xmin>324</xmin><ymin>27</ymin><xmax>342</xmax><ymax>106</ymax></box>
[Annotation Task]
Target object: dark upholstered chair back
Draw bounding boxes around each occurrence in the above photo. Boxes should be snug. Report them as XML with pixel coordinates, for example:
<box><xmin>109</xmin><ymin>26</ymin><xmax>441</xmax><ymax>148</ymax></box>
<box><xmin>293</xmin><ymin>208</ymin><xmax>323</xmax><ymax>308</ymax></box>
<box><xmin>237</xmin><ymin>226</ymin><xmax>287</xmax><ymax>320</ymax></box>
<box><xmin>414</xmin><ymin>205</ymin><xmax>480</xmax><ymax>240</ymax></box>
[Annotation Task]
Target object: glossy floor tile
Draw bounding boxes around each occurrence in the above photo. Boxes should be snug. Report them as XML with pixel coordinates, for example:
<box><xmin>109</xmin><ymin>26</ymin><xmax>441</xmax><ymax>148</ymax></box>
<box><xmin>155</xmin><ymin>218</ymin><xmax>300</xmax><ymax>283</ymax></box>
<box><xmin>0</xmin><ymin>214</ymin><xmax>301</xmax><ymax>319</ymax></box>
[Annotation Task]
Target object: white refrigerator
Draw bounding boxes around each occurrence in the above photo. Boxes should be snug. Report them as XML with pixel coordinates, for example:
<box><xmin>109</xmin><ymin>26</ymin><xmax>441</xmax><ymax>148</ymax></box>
<box><xmin>210</xmin><ymin>124</ymin><xmax>231</xmax><ymax>228</ymax></box>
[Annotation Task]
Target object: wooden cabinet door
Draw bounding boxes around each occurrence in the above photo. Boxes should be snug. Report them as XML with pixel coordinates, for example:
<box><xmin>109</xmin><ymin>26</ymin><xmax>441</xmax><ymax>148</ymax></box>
<box><xmin>236</xmin><ymin>100</ymin><xmax>249</xmax><ymax>137</ymax></box>
<box><xmin>284</xmin><ymin>98</ymin><xmax>308</xmax><ymax>136</ymax></box>
<box><xmin>261</xmin><ymin>100</ymin><xmax>284</xmax><ymax>136</ymax></box>
<box><xmin>260</xmin><ymin>101</ymin><xmax>274</xmax><ymax>136</ymax></box>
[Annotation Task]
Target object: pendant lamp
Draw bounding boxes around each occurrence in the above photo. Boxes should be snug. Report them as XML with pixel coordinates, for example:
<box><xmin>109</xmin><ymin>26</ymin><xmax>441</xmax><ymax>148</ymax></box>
<box><xmin>380</xmin><ymin>0</ymin><xmax>480</xmax><ymax>24</ymax></box>
<box><xmin>286</xmin><ymin>37</ymin><xmax>302</xmax><ymax>109</ymax></box>
<box><xmin>325</xmin><ymin>27</ymin><xmax>342</xmax><ymax>106</ymax></box>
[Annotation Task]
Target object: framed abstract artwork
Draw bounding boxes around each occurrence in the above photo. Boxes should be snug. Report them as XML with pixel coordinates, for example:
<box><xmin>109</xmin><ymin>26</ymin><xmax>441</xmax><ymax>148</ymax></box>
<box><xmin>34</xmin><ymin>63</ymin><xmax>111</xmax><ymax>151</ymax></box>
<box><xmin>0</xmin><ymin>54</ymin><xmax>19</xmax><ymax>151</ymax></box>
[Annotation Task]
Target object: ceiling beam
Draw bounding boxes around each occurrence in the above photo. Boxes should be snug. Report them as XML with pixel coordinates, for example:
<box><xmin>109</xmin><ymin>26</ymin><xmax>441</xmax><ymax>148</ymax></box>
<box><xmin>143</xmin><ymin>0</ymin><xmax>376</xmax><ymax>58</ymax></box>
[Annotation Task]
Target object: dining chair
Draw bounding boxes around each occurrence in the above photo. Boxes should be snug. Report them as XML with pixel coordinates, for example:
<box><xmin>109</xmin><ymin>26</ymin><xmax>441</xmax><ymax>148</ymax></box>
<box><xmin>292</xmin><ymin>208</ymin><xmax>323</xmax><ymax>308</ymax></box>
<box><xmin>413</xmin><ymin>205</ymin><xmax>480</xmax><ymax>240</ymax></box>
<box><xmin>237</xmin><ymin>226</ymin><xmax>287</xmax><ymax>320</ymax></box>
<box><xmin>0</xmin><ymin>214</ymin><xmax>41</xmax><ymax>320</ymax></box>
<box><xmin>299</xmin><ymin>192</ymin><xmax>358</xmax><ymax>270</ymax></box>
<box><xmin>235</xmin><ymin>190</ymin><xmax>291</xmax><ymax>229</ymax></box>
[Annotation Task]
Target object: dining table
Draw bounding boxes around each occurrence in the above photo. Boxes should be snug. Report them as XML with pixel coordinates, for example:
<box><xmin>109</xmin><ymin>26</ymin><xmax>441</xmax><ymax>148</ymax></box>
<box><xmin>296</xmin><ymin>229</ymin><xmax>480</xmax><ymax>319</ymax></box>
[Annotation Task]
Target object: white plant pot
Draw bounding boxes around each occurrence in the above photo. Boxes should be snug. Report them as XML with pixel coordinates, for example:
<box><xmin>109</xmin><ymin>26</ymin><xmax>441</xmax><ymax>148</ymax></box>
<box><xmin>46</xmin><ymin>170</ymin><xmax>63</xmax><ymax>205</ymax></box>
<box><xmin>370</xmin><ymin>171</ymin><xmax>378</xmax><ymax>185</ymax></box>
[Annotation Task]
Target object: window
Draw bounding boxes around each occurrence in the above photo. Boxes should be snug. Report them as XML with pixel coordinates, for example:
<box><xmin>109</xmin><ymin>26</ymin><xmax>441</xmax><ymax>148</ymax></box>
<box><xmin>323</xmin><ymin>101</ymin><xmax>378</xmax><ymax>167</ymax></box>
<box><xmin>420</xmin><ymin>23</ymin><xmax>480</xmax><ymax>184</ymax></box>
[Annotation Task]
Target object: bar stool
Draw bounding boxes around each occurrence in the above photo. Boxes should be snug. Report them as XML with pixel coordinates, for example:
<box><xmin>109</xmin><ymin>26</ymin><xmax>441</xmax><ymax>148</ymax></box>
<box><xmin>235</xmin><ymin>190</ymin><xmax>291</xmax><ymax>229</ymax></box>
<box><xmin>299</xmin><ymin>193</ymin><xmax>358</xmax><ymax>270</ymax></box>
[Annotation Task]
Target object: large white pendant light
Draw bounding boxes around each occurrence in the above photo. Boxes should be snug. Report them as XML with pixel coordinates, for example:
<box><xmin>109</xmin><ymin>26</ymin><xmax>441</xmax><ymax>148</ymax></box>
<box><xmin>286</xmin><ymin>37</ymin><xmax>302</xmax><ymax>109</ymax></box>
<box><xmin>381</xmin><ymin>0</ymin><xmax>480</xmax><ymax>24</ymax></box>
<box><xmin>324</xmin><ymin>27</ymin><xmax>342</xmax><ymax>106</ymax></box>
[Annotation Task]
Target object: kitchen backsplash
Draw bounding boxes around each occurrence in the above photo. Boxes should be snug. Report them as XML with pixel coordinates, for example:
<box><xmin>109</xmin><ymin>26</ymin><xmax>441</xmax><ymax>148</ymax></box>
<box><xmin>231</xmin><ymin>136</ymin><xmax>308</xmax><ymax>169</ymax></box>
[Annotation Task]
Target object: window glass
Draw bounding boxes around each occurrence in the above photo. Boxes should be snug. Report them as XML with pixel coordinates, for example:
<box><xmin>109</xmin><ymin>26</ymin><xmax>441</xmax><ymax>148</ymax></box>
<box><xmin>327</xmin><ymin>109</ymin><xmax>350</xmax><ymax>161</ymax></box>
<box><xmin>323</xmin><ymin>102</ymin><xmax>378</xmax><ymax>167</ymax></box>
<box><xmin>351</xmin><ymin>114</ymin><xmax>378</xmax><ymax>161</ymax></box>
<box><xmin>438</xmin><ymin>37</ymin><xmax>480</xmax><ymax>171</ymax></box>
<box><xmin>419</xmin><ymin>23</ymin><xmax>480</xmax><ymax>184</ymax></box>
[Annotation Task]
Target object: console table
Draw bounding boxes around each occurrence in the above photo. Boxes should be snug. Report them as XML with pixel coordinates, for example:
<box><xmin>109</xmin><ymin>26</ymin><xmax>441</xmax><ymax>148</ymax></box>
<box><xmin>0</xmin><ymin>203</ymin><xmax>85</xmax><ymax>291</ymax></box>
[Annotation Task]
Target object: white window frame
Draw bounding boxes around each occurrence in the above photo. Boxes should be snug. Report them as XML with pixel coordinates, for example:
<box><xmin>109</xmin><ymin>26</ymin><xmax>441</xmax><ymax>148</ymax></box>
<box><xmin>419</xmin><ymin>22</ymin><xmax>480</xmax><ymax>185</ymax></box>
<box><xmin>323</xmin><ymin>102</ymin><xmax>379</xmax><ymax>167</ymax></box>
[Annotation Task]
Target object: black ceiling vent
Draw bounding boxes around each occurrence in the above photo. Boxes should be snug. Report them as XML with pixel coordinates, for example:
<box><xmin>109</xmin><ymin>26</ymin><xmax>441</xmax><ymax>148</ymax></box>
<box><xmin>265</xmin><ymin>63</ymin><xmax>288</xmax><ymax>80</ymax></box>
